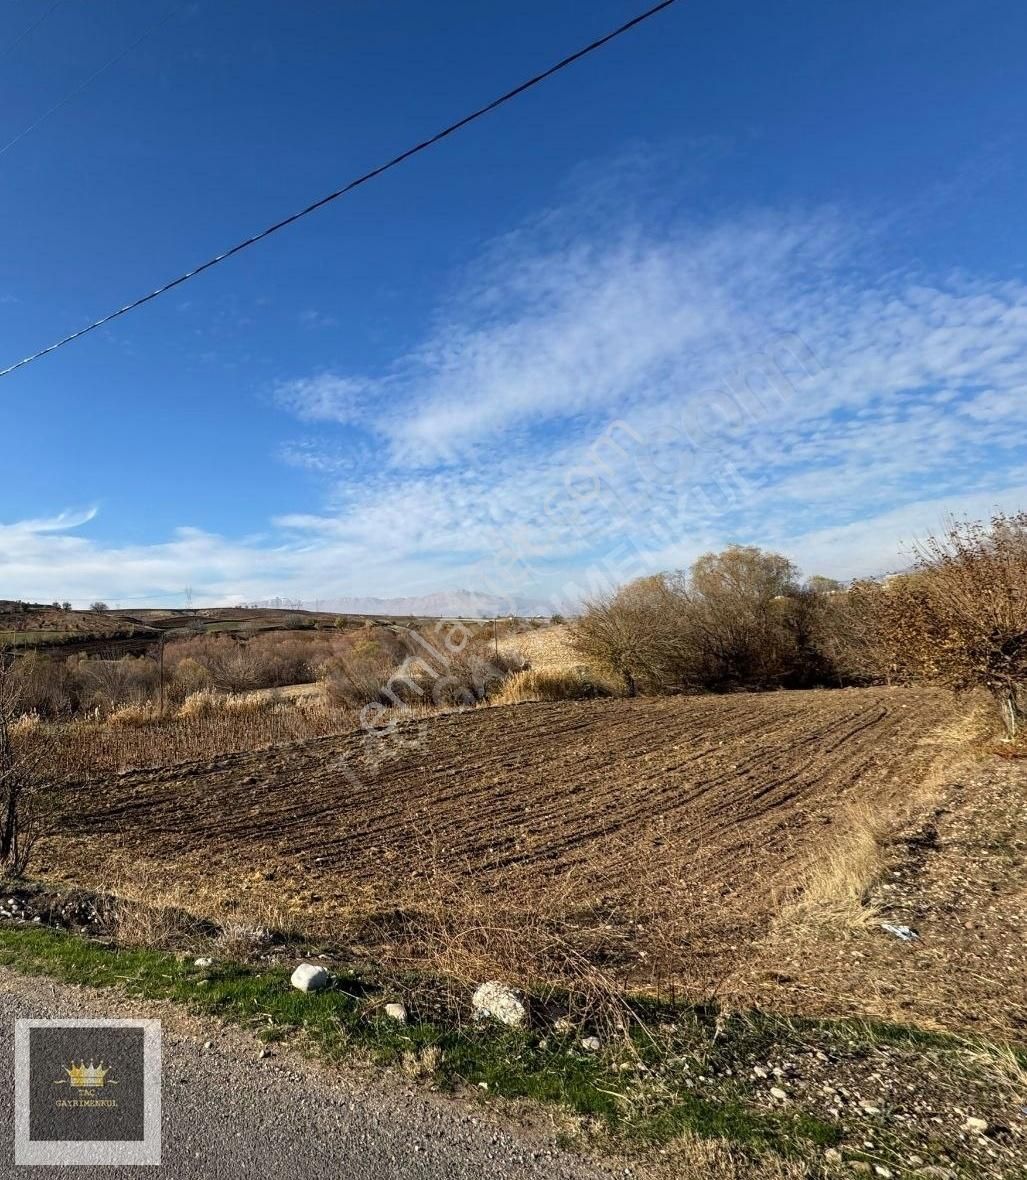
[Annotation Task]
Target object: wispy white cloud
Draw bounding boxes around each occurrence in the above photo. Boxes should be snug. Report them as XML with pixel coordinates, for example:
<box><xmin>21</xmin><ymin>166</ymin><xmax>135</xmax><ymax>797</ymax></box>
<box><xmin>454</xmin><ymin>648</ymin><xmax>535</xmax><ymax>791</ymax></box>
<box><xmin>262</xmin><ymin>199</ymin><xmax>1027</xmax><ymax>596</ymax></box>
<box><xmin>297</xmin><ymin>309</ymin><xmax>339</xmax><ymax>330</ymax></box>
<box><xmin>0</xmin><ymin>507</ymin><xmax>98</xmax><ymax>536</ymax></box>
<box><xmin>9</xmin><ymin>184</ymin><xmax>1027</xmax><ymax>604</ymax></box>
<box><xmin>274</xmin><ymin>372</ymin><xmax>372</xmax><ymax>426</ymax></box>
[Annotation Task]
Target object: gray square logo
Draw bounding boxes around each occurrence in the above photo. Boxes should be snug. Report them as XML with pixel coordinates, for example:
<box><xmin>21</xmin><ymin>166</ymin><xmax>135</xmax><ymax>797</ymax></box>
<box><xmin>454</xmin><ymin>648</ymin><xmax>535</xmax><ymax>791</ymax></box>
<box><xmin>15</xmin><ymin>1019</ymin><xmax>161</xmax><ymax>1166</ymax></box>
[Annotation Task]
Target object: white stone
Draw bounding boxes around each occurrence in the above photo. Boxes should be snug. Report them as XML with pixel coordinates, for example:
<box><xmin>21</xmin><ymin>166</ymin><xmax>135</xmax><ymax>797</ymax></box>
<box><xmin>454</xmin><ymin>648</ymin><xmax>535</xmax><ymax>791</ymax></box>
<box><xmin>580</xmin><ymin>1036</ymin><xmax>601</xmax><ymax>1052</ymax></box>
<box><xmin>193</xmin><ymin>957</ymin><xmax>213</xmax><ymax>967</ymax></box>
<box><xmin>553</xmin><ymin>1016</ymin><xmax>575</xmax><ymax>1034</ymax></box>
<box><xmin>769</xmin><ymin>1086</ymin><xmax>788</xmax><ymax>1101</ymax></box>
<box><xmin>290</xmin><ymin>962</ymin><xmax>330</xmax><ymax>992</ymax></box>
<box><xmin>384</xmin><ymin>1002</ymin><xmax>407</xmax><ymax>1023</ymax></box>
<box><xmin>963</xmin><ymin>1116</ymin><xmax>988</xmax><ymax>1134</ymax></box>
<box><xmin>471</xmin><ymin>981</ymin><xmax>527</xmax><ymax>1027</ymax></box>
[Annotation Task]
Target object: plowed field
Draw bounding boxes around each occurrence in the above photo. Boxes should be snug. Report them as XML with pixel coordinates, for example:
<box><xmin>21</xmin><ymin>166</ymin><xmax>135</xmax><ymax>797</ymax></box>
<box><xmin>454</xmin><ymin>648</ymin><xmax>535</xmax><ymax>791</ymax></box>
<box><xmin>41</xmin><ymin>686</ymin><xmax>959</xmax><ymax>991</ymax></box>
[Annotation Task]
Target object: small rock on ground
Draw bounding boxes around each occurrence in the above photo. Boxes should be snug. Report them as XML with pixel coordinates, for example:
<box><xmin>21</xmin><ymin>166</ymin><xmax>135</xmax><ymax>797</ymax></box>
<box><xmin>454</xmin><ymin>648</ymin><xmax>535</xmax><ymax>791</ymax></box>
<box><xmin>471</xmin><ymin>981</ymin><xmax>526</xmax><ymax>1027</ymax></box>
<box><xmin>290</xmin><ymin>963</ymin><xmax>330</xmax><ymax>992</ymax></box>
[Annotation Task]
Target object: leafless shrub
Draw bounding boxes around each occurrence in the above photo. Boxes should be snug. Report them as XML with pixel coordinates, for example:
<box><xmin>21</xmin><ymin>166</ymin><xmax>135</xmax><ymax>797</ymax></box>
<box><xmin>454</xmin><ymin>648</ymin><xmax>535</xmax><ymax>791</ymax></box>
<box><xmin>179</xmin><ymin>636</ymin><xmax>263</xmax><ymax>693</ymax></box>
<box><xmin>77</xmin><ymin>654</ymin><xmax>159</xmax><ymax>713</ymax></box>
<box><xmin>0</xmin><ymin>655</ymin><xmax>57</xmax><ymax>878</ymax></box>
<box><xmin>842</xmin><ymin>514</ymin><xmax>1027</xmax><ymax>735</ymax></box>
<box><xmin>319</xmin><ymin>624</ymin><xmax>524</xmax><ymax>711</ymax></box>
<box><xmin>8</xmin><ymin>652</ymin><xmax>73</xmax><ymax>716</ymax></box>
<box><xmin>162</xmin><ymin>632</ymin><xmax>336</xmax><ymax>697</ymax></box>
<box><xmin>396</xmin><ymin>641</ymin><xmax>524</xmax><ymax>708</ymax></box>
<box><xmin>169</xmin><ymin>656</ymin><xmax>212</xmax><ymax>702</ymax></box>
<box><xmin>571</xmin><ymin>547</ymin><xmax>841</xmax><ymax>694</ymax></box>
<box><xmin>320</xmin><ymin>641</ymin><xmax>399</xmax><ymax>708</ymax></box>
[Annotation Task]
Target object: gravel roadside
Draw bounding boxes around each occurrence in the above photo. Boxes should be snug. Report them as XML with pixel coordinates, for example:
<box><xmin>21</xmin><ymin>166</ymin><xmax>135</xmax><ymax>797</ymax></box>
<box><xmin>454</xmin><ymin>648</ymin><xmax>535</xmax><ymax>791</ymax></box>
<box><xmin>0</xmin><ymin>968</ymin><xmax>617</xmax><ymax>1180</ymax></box>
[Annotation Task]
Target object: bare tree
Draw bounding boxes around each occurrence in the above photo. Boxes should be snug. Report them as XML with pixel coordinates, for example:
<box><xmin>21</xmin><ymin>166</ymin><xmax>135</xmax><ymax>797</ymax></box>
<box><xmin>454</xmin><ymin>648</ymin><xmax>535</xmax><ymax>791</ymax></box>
<box><xmin>835</xmin><ymin>514</ymin><xmax>1027</xmax><ymax>735</ymax></box>
<box><xmin>901</xmin><ymin>515</ymin><xmax>1027</xmax><ymax>736</ymax></box>
<box><xmin>571</xmin><ymin>548</ymin><xmax>836</xmax><ymax>694</ymax></box>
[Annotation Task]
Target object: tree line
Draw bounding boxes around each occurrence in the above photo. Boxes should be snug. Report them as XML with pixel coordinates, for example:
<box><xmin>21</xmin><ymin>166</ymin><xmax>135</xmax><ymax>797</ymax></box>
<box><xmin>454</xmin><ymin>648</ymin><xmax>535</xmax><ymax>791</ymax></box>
<box><xmin>571</xmin><ymin>513</ymin><xmax>1027</xmax><ymax>737</ymax></box>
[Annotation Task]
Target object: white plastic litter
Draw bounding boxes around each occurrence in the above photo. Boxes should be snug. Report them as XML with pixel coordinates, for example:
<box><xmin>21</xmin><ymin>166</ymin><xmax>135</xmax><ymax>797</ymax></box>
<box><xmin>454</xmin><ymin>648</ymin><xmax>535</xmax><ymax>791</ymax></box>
<box><xmin>880</xmin><ymin>923</ymin><xmax>918</xmax><ymax>941</ymax></box>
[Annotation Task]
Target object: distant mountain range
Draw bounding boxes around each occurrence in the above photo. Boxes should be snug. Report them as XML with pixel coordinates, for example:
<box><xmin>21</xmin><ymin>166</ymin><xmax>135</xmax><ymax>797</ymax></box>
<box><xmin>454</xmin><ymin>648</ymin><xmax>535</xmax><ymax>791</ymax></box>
<box><xmin>257</xmin><ymin>589</ymin><xmax>549</xmax><ymax>618</ymax></box>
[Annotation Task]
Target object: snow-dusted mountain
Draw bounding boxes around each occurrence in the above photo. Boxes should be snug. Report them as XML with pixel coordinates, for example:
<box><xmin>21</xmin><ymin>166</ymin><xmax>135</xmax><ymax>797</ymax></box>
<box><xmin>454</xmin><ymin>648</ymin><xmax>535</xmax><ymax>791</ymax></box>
<box><xmin>304</xmin><ymin>589</ymin><xmax>547</xmax><ymax>618</ymax></box>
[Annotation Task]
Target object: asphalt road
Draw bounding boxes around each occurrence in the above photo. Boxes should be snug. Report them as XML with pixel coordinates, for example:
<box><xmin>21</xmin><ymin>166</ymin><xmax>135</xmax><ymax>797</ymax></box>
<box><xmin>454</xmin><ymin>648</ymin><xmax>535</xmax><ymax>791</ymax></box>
<box><xmin>0</xmin><ymin>969</ymin><xmax>616</xmax><ymax>1180</ymax></box>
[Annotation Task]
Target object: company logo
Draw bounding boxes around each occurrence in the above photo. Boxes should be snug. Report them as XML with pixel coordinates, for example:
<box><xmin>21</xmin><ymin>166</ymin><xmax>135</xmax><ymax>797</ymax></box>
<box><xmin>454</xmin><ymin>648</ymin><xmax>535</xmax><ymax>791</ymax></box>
<box><xmin>15</xmin><ymin>1018</ymin><xmax>161</xmax><ymax>1166</ymax></box>
<box><xmin>59</xmin><ymin>1060</ymin><xmax>118</xmax><ymax>1089</ymax></box>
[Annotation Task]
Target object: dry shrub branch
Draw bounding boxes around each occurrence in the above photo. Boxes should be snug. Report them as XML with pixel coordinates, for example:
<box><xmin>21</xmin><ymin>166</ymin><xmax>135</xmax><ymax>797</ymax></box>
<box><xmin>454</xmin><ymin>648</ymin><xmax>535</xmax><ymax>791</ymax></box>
<box><xmin>847</xmin><ymin>513</ymin><xmax>1027</xmax><ymax>735</ymax></box>
<box><xmin>571</xmin><ymin>547</ymin><xmax>841</xmax><ymax>694</ymax></box>
<box><xmin>0</xmin><ymin>653</ymin><xmax>57</xmax><ymax>878</ymax></box>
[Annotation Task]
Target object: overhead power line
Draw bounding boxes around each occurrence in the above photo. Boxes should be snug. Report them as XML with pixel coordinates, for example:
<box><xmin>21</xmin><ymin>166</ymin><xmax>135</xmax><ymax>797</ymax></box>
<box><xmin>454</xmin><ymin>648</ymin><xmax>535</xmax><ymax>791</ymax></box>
<box><xmin>0</xmin><ymin>0</ymin><xmax>680</xmax><ymax>380</ymax></box>
<box><xmin>0</xmin><ymin>3</ymin><xmax>182</xmax><ymax>161</ymax></box>
<box><xmin>0</xmin><ymin>0</ymin><xmax>64</xmax><ymax>63</ymax></box>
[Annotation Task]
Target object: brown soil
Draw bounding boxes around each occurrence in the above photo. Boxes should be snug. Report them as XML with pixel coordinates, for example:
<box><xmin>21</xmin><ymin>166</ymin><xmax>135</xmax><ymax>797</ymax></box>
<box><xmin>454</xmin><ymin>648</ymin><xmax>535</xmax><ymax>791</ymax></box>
<box><xmin>734</xmin><ymin>745</ymin><xmax>1027</xmax><ymax>1042</ymax></box>
<box><xmin>40</xmin><ymin>686</ymin><xmax>960</xmax><ymax>994</ymax></box>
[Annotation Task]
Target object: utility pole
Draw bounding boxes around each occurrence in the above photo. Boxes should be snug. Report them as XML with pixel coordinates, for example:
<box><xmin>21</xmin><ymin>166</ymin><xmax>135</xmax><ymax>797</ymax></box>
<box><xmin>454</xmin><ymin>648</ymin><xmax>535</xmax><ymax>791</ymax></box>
<box><xmin>158</xmin><ymin>632</ymin><xmax>165</xmax><ymax>717</ymax></box>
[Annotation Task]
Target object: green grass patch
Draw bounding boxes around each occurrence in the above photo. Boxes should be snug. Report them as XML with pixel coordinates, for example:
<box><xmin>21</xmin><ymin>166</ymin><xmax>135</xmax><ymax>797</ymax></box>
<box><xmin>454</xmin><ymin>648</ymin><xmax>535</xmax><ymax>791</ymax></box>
<box><xmin>0</xmin><ymin>924</ymin><xmax>838</xmax><ymax>1159</ymax></box>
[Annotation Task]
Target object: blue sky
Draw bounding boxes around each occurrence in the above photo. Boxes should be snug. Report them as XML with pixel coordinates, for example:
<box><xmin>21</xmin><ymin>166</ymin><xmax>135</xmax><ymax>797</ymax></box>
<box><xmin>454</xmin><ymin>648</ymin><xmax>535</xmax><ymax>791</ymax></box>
<box><xmin>2</xmin><ymin>0</ymin><xmax>1026</xmax><ymax>607</ymax></box>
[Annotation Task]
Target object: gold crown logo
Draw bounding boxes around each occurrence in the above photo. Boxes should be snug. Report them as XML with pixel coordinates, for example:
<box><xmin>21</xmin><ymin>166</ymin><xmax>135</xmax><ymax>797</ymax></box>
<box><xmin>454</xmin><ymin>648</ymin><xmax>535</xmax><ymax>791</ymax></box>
<box><xmin>64</xmin><ymin>1061</ymin><xmax>110</xmax><ymax>1089</ymax></box>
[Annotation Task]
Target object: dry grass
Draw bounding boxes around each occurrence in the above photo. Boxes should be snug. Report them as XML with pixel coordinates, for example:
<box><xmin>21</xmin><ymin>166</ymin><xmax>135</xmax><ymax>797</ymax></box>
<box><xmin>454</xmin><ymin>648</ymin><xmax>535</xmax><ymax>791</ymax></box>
<box><xmin>107</xmin><ymin>702</ymin><xmax>162</xmax><ymax>728</ymax></box>
<box><xmin>92</xmin><ymin>861</ymin><xmax>297</xmax><ymax>955</ymax></box>
<box><xmin>720</xmin><ymin>697</ymin><xmax>996</xmax><ymax>1019</ymax></box>
<box><xmin>48</xmin><ymin>699</ymin><xmax>356</xmax><ymax>776</ymax></box>
<box><xmin>101</xmin><ymin>895</ymin><xmax>203</xmax><ymax>949</ymax></box>
<box><xmin>235</xmin><ymin>682</ymin><xmax>326</xmax><ymax>707</ymax></box>
<box><xmin>771</xmin><ymin>699</ymin><xmax>994</xmax><ymax>936</ymax></box>
<box><xmin>493</xmin><ymin>665</ymin><xmax>616</xmax><ymax>704</ymax></box>
<box><xmin>960</xmin><ymin>1040</ymin><xmax>1027</xmax><ymax>1095</ymax></box>
<box><xmin>177</xmin><ymin>688</ymin><xmax>228</xmax><ymax>718</ymax></box>
<box><xmin>222</xmin><ymin>691</ymin><xmax>275</xmax><ymax>714</ymax></box>
<box><xmin>776</xmin><ymin>802</ymin><xmax>892</xmax><ymax>930</ymax></box>
<box><xmin>400</xmin><ymin>1045</ymin><xmax>443</xmax><ymax>1079</ymax></box>
<box><xmin>628</xmin><ymin>1133</ymin><xmax>808</xmax><ymax>1180</ymax></box>
<box><xmin>495</xmin><ymin>622</ymin><xmax>621</xmax><ymax>703</ymax></box>
<box><xmin>214</xmin><ymin>921</ymin><xmax>276</xmax><ymax>958</ymax></box>
<box><xmin>497</xmin><ymin>623</ymin><xmax>581</xmax><ymax>672</ymax></box>
<box><xmin>355</xmin><ymin>819</ymin><xmax>718</xmax><ymax>1041</ymax></box>
<box><xmin>95</xmin><ymin>864</ymin><xmax>209</xmax><ymax>949</ymax></box>
<box><xmin>10</xmin><ymin>711</ymin><xmax>41</xmax><ymax>738</ymax></box>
